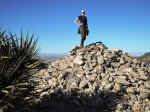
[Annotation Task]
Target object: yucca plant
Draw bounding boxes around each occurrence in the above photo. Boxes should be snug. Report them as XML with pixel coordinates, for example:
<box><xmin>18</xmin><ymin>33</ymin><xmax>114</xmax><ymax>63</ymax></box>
<box><xmin>0</xmin><ymin>28</ymin><xmax>40</xmax><ymax>88</ymax></box>
<box><xmin>0</xmin><ymin>28</ymin><xmax>40</xmax><ymax>111</ymax></box>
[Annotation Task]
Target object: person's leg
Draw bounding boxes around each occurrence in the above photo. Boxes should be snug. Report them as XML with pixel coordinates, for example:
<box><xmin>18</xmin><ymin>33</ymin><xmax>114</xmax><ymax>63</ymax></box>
<box><xmin>80</xmin><ymin>35</ymin><xmax>86</xmax><ymax>48</ymax></box>
<box><xmin>80</xmin><ymin>26</ymin><xmax>86</xmax><ymax>48</ymax></box>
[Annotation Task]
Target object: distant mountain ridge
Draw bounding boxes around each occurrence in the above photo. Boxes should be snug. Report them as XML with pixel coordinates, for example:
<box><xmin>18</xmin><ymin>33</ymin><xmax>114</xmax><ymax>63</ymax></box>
<box><xmin>128</xmin><ymin>52</ymin><xmax>145</xmax><ymax>57</ymax></box>
<box><xmin>137</xmin><ymin>52</ymin><xmax>150</xmax><ymax>65</ymax></box>
<box><xmin>39</xmin><ymin>53</ymin><xmax>66</xmax><ymax>57</ymax></box>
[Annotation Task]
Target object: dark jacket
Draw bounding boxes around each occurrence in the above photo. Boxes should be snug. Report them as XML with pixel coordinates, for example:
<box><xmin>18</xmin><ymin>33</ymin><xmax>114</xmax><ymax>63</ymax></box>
<box><xmin>78</xmin><ymin>15</ymin><xmax>89</xmax><ymax>36</ymax></box>
<box><xmin>78</xmin><ymin>15</ymin><xmax>87</xmax><ymax>26</ymax></box>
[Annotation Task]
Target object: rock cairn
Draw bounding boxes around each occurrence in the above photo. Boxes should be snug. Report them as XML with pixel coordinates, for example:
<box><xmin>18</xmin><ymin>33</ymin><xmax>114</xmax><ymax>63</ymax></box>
<box><xmin>35</xmin><ymin>42</ymin><xmax>150</xmax><ymax>112</ymax></box>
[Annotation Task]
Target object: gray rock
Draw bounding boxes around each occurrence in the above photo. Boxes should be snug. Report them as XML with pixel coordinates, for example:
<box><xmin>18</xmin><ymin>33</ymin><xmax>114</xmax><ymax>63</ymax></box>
<box><xmin>145</xmin><ymin>106</ymin><xmax>150</xmax><ymax>111</ymax></box>
<box><xmin>73</xmin><ymin>55</ymin><xmax>84</xmax><ymax>65</ymax></box>
<box><xmin>99</xmin><ymin>65</ymin><xmax>105</xmax><ymax>73</ymax></box>
<box><xmin>144</xmin><ymin>81</ymin><xmax>150</xmax><ymax>89</ymax></box>
<box><xmin>108</xmin><ymin>76</ymin><xmax>114</xmax><ymax>82</ymax></box>
<box><xmin>120</xmin><ymin>57</ymin><xmax>126</xmax><ymax>64</ymax></box>
<box><xmin>97</xmin><ymin>56</ymin><xmax>104</xmax><ymax>64</ymax></box>
<box><xmin>116</xmin><ymin>77</ymin><xmax>130</xmax><ymax>86</ymax></box>
<box><xmin>79</xmin><ymin>79</ymin><xmax>88</xmax><ymax>89</ymax></box>
<box><xmin>140</xmin><ymin>92</ymin><xmax>150</xmax><ymax>99</ymax></box>
<box><xmin>126</xmin><ymin>87</ymin><xmax>135</xmax><ymax>94</ymax></box>
<box><xmin>140</xmin><ymin>88</ymin><xmax>150</xmax><ymax>99</ymax></box>
<box><xmin>67</xmin><ymin>79</ymin><xmax>78</xmax><ymax>89</ymax></box>
<box><xmin>40</xmin><ymin>92</ymin><xmax>49</xmax><ymax>97</ymax></box>
<box><xmin>104</xmin><ymin>83</ymin><xmax>113</xmax><ymax>90</ymax></box>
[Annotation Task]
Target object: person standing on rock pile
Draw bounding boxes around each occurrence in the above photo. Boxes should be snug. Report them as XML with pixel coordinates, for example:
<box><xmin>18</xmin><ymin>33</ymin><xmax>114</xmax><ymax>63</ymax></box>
<box><xmin>75</xmin><ymin>9</ymin><xmax>89</xmax><ymax>48</ymax></box>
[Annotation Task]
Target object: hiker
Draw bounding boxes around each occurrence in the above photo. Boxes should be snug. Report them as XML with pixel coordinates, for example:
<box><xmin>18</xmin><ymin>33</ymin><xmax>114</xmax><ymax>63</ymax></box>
<box><xmin>75</xmin><ymin>9</ymin><xmax>89</xmax><ymax>48</ymax></box>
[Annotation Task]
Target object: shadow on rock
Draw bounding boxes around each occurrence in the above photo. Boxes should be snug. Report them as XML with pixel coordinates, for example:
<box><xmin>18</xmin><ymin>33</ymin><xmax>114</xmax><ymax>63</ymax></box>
<box><xmin>33</xmin><ymin>88</ymin><xmax>122</xmax><ymax>112</ymax></box>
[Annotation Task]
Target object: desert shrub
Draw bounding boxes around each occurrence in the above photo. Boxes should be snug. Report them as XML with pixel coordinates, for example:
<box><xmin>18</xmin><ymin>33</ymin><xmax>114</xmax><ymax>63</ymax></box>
<box><xmin>0</xmin><ymin>27</ymin><xmax>40</xmax><ymax>111</ymax></box>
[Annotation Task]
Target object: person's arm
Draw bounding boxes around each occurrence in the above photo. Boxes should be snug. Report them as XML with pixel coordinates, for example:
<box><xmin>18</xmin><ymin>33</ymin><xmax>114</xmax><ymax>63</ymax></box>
<box><xmin>74</xmin><ymin>17</ymin><xmax>80</xmax><ymax>26</ymax></box>
<box><xmin>74</xmin><ymin>16</ymin><xmax>83</xmax><ymax>26</ymax></box>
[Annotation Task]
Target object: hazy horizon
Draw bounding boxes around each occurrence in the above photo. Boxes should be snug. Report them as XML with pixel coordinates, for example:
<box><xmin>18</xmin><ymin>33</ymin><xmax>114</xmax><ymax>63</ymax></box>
<box><xmin>39</xmin><ymin>51</ymin><xmax>146</xmax><ymax>57</ymax></box>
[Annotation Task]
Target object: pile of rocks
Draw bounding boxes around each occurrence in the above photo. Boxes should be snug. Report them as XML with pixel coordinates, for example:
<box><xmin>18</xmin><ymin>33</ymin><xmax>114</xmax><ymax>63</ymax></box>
<box><xmin>35</xmin><ymin>42</ymin><xmax>150</xmax><ymax>112</ymax></box>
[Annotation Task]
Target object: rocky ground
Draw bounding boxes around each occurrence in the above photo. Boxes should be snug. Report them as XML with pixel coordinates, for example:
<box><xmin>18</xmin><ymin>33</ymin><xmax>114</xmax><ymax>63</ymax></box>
<box><xmin>27</xmin><ymin>41</ymin><xmax>150</xmax><ymax>112</ymax></box>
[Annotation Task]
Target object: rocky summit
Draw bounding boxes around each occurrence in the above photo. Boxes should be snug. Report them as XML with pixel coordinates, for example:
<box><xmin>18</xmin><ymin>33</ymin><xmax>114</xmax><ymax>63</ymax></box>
<box><xmin>34</xmin><ymin>42</ymin><xmax>150</xmax><ymax>112</ymax></box>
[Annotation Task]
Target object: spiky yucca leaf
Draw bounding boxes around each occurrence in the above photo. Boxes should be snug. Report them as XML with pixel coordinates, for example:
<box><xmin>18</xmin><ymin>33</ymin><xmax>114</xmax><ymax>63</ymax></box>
<box><xmin>0</xmin><ymin>27</ymin><xmax>40</xmax><ymax>112</ymax></box>
<box><xmin>0</xmin><ymin>28</ymin><xmax>39</xmax><ymax>87</ymax></box>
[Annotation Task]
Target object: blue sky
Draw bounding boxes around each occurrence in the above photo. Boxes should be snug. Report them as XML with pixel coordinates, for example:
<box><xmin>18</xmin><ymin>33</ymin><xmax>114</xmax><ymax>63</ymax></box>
<box><xmin>0</xmin><ymin>0</ymin><xmax>150</xmax><ymax>55</ymax></box>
